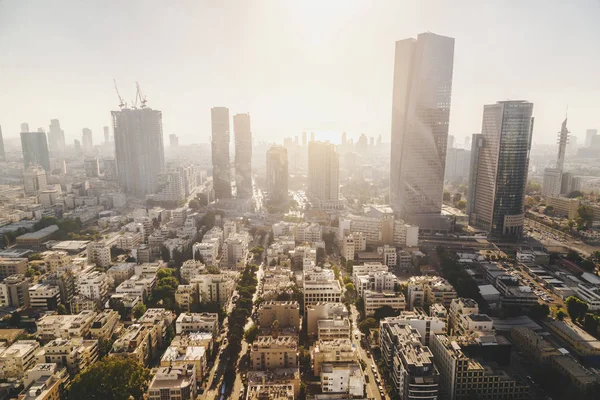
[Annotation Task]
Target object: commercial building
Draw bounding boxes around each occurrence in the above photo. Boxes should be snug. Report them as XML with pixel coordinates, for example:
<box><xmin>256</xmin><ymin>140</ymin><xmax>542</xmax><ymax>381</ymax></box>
<box><xmin>495</xmin><ymin>275</ymin><xmax>538</xmax><ymax>309</ymax></box>
<box><xmin>510</xmin><ymin>327</ymin><xmax>561</xmax><ymax>363</ymax></box>
<box><xmin>112</xmin><ymin>106</ymin><xmax>165</xmax><ymax>195</ymax></box>
<box><xmin>468</xmin><ymin>101</ymin><xmax>534</xmax><ymax>236</ymax></box>
<box><xmin>430</xmin><ymin>334</ymin><xmax>529</xmax><ymax>400</ymax></box>
<box><xmin>48</xmin><ymin>118</ymin><xmax>66</xmax><ymax>154</ymax></box>
<box><xmin>390</xmin><ymin>32</ymin><xmax>454</xmax><ymax>228</ymax></box>
<box><xmin>308</xmin><ymin>141</ymin><xmax>342</xmax><ymax>210</ymax></box>
<box><xmin>303</xmin><ymin>280</ymin><xmax>342</xmax><ymax>314</ymax></box>
<box><xmin>16</xmin><ymin>225</ymin><xmax>59</xmax><ymax>248</ymax></box>
<box><xmin>547</xmin><ymin>196</ymin><xmax>580</xmax><ymax>220</ymax></box>
<box><xmin>20</xmin><ymin>131</ymin><xmax>50</xmax><ymax>171</ymax></box>
<box><xmin>266</xmin><ymin>146</ymin><xmax>288</xmax><ymax>205</ymax></box>
<box><xmin>147</xmin><ymin>364</ymin><xmax>197</xmax><ymax>400</ymax></box>
<box><xmin>258</xmin><ymin>301</ymin><xmax>300</xmax><ymax>331</ymax></box>
<box><xmin>211</xmin><ymin>107</ymin><xmax>232</xmax><ymax>200</ymax></box>
<box><xmin>547</xmin><ymin>320</ymin><xmax>600</xmax><ymax>358</ymax></box>
<box><xmin>233</xmin><ymin>113</ymin><xmax>253</xmax><ymax>198</ymax></box>
<box><xmin>250</xmin><ymin>335</ymin><xmax>298</xmax><ymax>370</ymax></box>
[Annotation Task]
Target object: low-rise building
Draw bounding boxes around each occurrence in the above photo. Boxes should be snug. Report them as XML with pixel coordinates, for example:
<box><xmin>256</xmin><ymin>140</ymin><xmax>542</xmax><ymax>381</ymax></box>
<box><xmin>318</xmin><ymin>318</ymin><xmax>351</xmax><ymax>341</ymax></box>
<box><xmin>175</xmin><ymin>285</ymin><xmax>197</xmax><ymax>312</ymax></box>
<box><xmin>547</xmin><ymin>320</ymin><xmax>600</xmax><ymax>358</ymax></box>
<box><xmin>18</xmin><ymin>363</ymin><xmax>68</xmax><ymax>400</ymax></box>
<box><xmin>576</xmin><ymin>282</ymin><xmax>600</xmax><ymax>311</ymax></box>
<box><xmin>116</xmin><ymin>275</ymin><xmax>157</xmax><ymax>301</ymax></box>
<box><xmin>137</xmin><ymin>308</ymin><xmax>176</xmax><ymax>347</ymax></box>
<box><xmin>363</xmin><ymin>290</ymin><xmax>405</xmax><ymax>317</ymax></box>
<box><xmin>147</xmin><ymin>364</ymin><xmax>197</xmax><ymax>400</ymax></box>
<box><xmin>89</xmin><ymin>310</ymin><xmax>120</xmax><ymax>340</ymax></box>
<box><xmin>107</xmin><ymin>263</ymin><xmax>136</xmax><ymax>287</ymax></box>
<box><xmin>28</xmin><ymin>283</ymin><xmax>61</xmax><ymax>310</ymax></box>
<box><xmin>250</xmin><ymin>335</ymin><xmax>298</xmax><ymax>370</ymax></box>
<box><xmin>35</xmin><ymin>338</ymin><xmax>98</xmax><ymax>375</ymax></box>
<box><xmin>0</xmin><ymin>340</ymin><xmax>40</xmax><ymax>379</ymax></box>
<box><xmin>175</xmin><ymin>312</ymin><xmax>218</xmax><ymax>336</ymax></box>
<box><xmin>320</xmin><ymin>362</ymin><xmax>364</xmax><ymax>396</ymax></box>
<box><xmin>258</xmin><ymin>301</ymin><xmax>300</xmax><ymax>331</ymax></box>
<box><xmin>86</xmin><ymin>241</ymin><xmax>111</xmax><ymax>269</ymax></box>
<box><xmin>246</xmin><ymin>384</ymin><xmax>295</xmax><ymax>400</ymax></box>
<box><xmin>307</xmin><ymin>303</ymin><xmax>349</xmax><ymax>337</ymax></box>
<box><xmin>407</xmin><ymin>276</ymin><xmax>457</xmax><ymax>310</ymax></box>
<box><xmin>495</xmin><ymin>276</ymin><xmax>538</xmax><ymax>309</ymax></box>
<box><xmin>36</xmin><ymin>311</ymin><xmax>97</xmax><ymax>341</ymax></box>
<box><xmin>310</xmin><ymin>339</ymin><xmax>357</xmax><ymax>375</ymax></box>
<box><xmin>111</xmin><ymin>324</ymin><xmax>158</xmax><ymax>366</ymax></box>
<box><xmin>192</xmin><ymin>274</ymin><xmax>235</xmax><ymax>305</ymax></box>
<box><xmin>0</xmin><ymin>257</ymin><xmax>28</xmax><ymax>279</ymax></box>
<box><xmin>160</xmin><ymin>346</ymin><xmax>206</xmax><ymax>381</ymax></box>
<box><xmin>510</xmin><ymin>327</ymin><xmax>561</xmax><ymax>363</ymax></box>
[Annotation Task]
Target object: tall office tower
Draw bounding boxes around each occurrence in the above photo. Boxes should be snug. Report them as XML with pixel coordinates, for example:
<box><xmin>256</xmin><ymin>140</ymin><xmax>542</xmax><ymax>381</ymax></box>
<box><xmin>48</xmin><ymin>119</ymin><xmax>66</xmax><ymax>154</ymax></box>
<box><xmin>542</xmin><ymin>118</ymin><xmax>570</xmax><ymax>197</ymax></box>
<box><xmin>74</xmin><ymin>139</ymin><xmax>81</xmax><ymax>153</ymax></box>
<box><xmin>103</xmin><ymin>126</ymin><xmax>110</xmax><ymax>143</ymax></box>
<box><xmin>0</xmin><ymin>125</ymin><xmax>5</xmax><ymax>160</ymax></box>
<box><xmin>468</xmin><ymin>101</ymin><xmax>534</xmax><ymax>236</ymax></box>
<box><xmin>22</xmin><ymin>166</ymin><xmax>48</xmax><ymax>195</ymax></box>
<box><xmin>21</xmin><ymin>123</ymin><xmax>29</xmax><ymax>133</ymax></box>
<box><xmin>302</xmin><ymin>132</ymin><xmax>307</xmax><ymax>147</ymax></box>
<box><xmin>266</xmin><ymin>146</ymin><xmax>288</xmax><ymax>205</ymax></box>
<box><xmin>585</xmin><ymin>129</ymin><xmax>597</xmax><ymax>147</ymax></box>
<box><xmin>103</xmin><ymin>158</ymin><xmax>118</xmax><ymax>181</ymax></box>
<box><xmin>447</xmin><ymin>135</ymin><xmax>454</xmax><ymax>149</ymax></box>
<box><xmin>466</xmin><ymin>134</ymin><xmax>482</xmax><ymax>217</ymax></box>
<box><xmin>233</xmin><ymin>113</ymin><xmax>253</xmax><ymax>198</ymax></box>
<box><xmin>390</xmin><ymin>32</ymin><xmax>455</xmax><ymax>226</ymax></box>
<box><xmin>112</xmin><ymin>107</ymin><xmax>165</xmax><ymax>196</ymax></box>
<box><xmin>310</xmin><ymin>132</ymin><xmax>315</xmax><ymax>142</ymax></box>
<box><xmin>169</xmin><ymin>134</ymin><xmax>179</xmax><ymax>147</ymax></box>
<box><xmin>84</xmin><ymin>157</ymin><xmax>100</xmax><ymax>178</ymax></box>
<box><xmin>20</xmin><ymin>131</ymin><xmax>50</xmax><ymax>171</ymax></box>
<box><xmin>358</xmin><ymin>134</ymin><xmax>368</xmax><ymax>149</ymax></box>
<box><xmin>308</xmin><ymin>141</ymin><xmax>341</xmax><ymax>210</ymax></box>
<box><xmin>341</xmin><ymin>132</ymin><xmax>347</xmax><ymax>146</ymax></box>
<box><xmin>82</xmin><ymin>128</ymin><xmax>93</xmax><ymax>152</ymax></box>
<box><xmin>211</xmin><ymin>107</ymin><xmax>232</xmax><ymax>200</ymax></box>
<box><xmin>464</xmin><ymin>135</ymin><xmax>471</xmax><ymax>150</ymax></box>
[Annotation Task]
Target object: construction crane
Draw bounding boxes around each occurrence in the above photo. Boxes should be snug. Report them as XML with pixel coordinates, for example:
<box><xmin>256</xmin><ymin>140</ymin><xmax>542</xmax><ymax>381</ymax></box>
<box><xmin>113</xmin><ymin>79</ymin><xmax>126</xmax><ymax>109</ymax></box>
<box><xmin>135</xmin><ymin>81</ymin><xmax>147</xmax><ymax>108</ymax></box>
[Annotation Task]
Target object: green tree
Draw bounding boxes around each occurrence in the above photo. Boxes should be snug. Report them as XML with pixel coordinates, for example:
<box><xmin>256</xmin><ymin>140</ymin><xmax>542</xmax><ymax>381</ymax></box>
<box><xmin>345</xmin><ymin>259</ymin><xmax>354</xmax><ymax>274</ymax></box>
<box><xmin>188</xmin><ymin>199</ymin><xmax>201</xmax><ymax>210</ymax></box>
<box><xmin>355</xmin><ymin>297</ymin><xmax>365</xmax><ymax>319</ymax></box>
<box><xmin>160</xmin><ymin>246</ymin><xmax>170</xmax><ymax>262</ymax></box>
<box><xmin>443</xmin><ymin>191</ymin><xmax>451</xmax><ymax>202</ymax></box>
<box><xmin>543</xmin><ymin>206</ymin><xmax>555</xmax><ymax>216</ymax></box>
<box><xmin>358</xmin><ymin>317</ymin><xmax>378</xmax><ymax>334</ymax></box>
<box><xmin>156</xmin><ymin>268</ymin><xmax>174</xmax><ymax>280</ymax></box>
<box><xmin>456</xmin><ymin>200</ymin><xmax>467</xmax><ymax>210</ymax></box>
<box><xmin>132</xmin><ymin>303</ymin><xmax>147</xmax><ymax>319</ymax></box>
<box><xmin>526</xmin><ymin>181</ymin><xmax>541</xmax><ymax>194</ymax></box>
<box><xmin>97</xmin><ymin>338</ymin><xmax>114</xmax><ymax>360</ymax></box>
<box><xmin>9</xmin><ymin>312</ymin><xmax>20</xmax><ymax>327</ymax></box>
<box><xmin>244</xmin><ymin>325</ymin><xmax>260</xmax><ymax>344</ymax></box>
<box><xmin>567</xmin><ymin>190</ymin><xmax>583</xmax><ymax>198</ymax></box>
<box><xmin>373</xmin><ymin>306</ymin><xmax>401</xmax><ymax>321</ymax></box>
<box><xmin>566</xmin><ymin>296</ymin><xmax>589</xmax><ymax>322</ymax></box>
<box><xmin>583</xmin><ymin>313</ymin><xmax>599</xmax><ymax>334</ymax></box>
<box><xmin>452</xmin><ymin>193</ymin><xmax>462</xmax><ymax>203</ymax></box>
<box><xmin>577</xmin><ymin>205</ymin><xmax>594</xmax><ymax>229</ymax></box>
<box><xmin>556</xmin><ymin>309</ymin><xmax>566</xmax><ymax>321</ymax></box>
<box><xmin>527</xmin><ymin>303</ymin><xmax>549</xmax><ymax>320</ymax></box>
<box><xmin>56</xmin><ymin>304</ymin><xmax>69</xmax><ymax>315</ymax></box>
<box><xmin>68</xmin><ymin>357</ymin><xmax>151</xmax><ymax>400</ymax></box>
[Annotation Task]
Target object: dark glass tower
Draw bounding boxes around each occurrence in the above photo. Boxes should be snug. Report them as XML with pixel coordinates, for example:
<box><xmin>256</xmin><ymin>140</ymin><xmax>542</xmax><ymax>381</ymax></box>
<box><xmin>211</xmin><ymin>107</ymin><xmax>232</xmax><ymax>200</ymax></box>
<box><xmin>468</xmin><ymin>101</ymin><xmax>534</xmax><ymax>236</ymax></box>
<box><xmin>20</xmin><ymin>131</ymin><xmax>50</xmax><ymax>171</ymax></box>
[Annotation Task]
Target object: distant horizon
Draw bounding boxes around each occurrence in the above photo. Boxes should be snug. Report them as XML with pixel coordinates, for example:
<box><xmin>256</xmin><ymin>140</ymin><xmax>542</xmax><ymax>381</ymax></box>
<box><xmin>1</xmin><ymin>1</ymin><xmax>599</xmax><ymax>146</ymax></box>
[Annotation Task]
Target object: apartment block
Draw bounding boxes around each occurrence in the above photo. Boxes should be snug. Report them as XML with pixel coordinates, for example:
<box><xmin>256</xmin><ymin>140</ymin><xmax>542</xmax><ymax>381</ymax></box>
<box><xmin>318</xmin><ymin>318</ymin><xmax>351</xmax><ymax>341</ymax></box>
<box><xmin>111</xmin><ymin>324</ymin><xmax>158</xmax><ymax>366</ymax></box>
<box><xmin>310</xmin><ymin>339</ymin><xmax>357</xmax><ymax>375</ymax></box>
<box><xmin>320</xmin><ymin>362</ymin><xmax>364</xmax><ymax>396</ymax></box>
<box><xmin>303</xmin><ymin>280</ymin><xmax>342</xmax><ymax>314</ymax></box>
<box><xmin>258</xmin><ymin>301</ymin><xmax>300</xmax><ymax>331</ymax></box>
<box><xmin>176</xmin><ymin>312</ymin><xmax>218</xmax><ymax>336</ymax></box>
<box><xmin>107</xmin><ymin>263</ymin><xmax>136</xmax><ymax>287</ymax></box>
<box><xmin>380</xmin><ymin>312</ymin><xmax>446</xmax><ymax>347</ymax></box>
<box><xmin>0</xmin><ymin>340</ymin><xmax>40</xmax><ymax>379</ymax></box>
<box><xmin>77</xmin><ymin>270</ymin><xmax>111</xmax><ymax>301</ymax></box>
<box><xmin>407</xmin><ymin>276</ymin><xmax>457</xmax><ymax>310</ymax></box>
<box><xmin>191</xmin><ymin>274</ymin><xmax>234</xmax><ymax>305</ymax></box>
<box><xmin>35</xmin><ymin>338</ymin><xmax>98</xmax><ymax>375</ymax></box>
<box><xmin>36</xmin><ymin>311</ymin><xmax>97</xmax><ymax>341</ymax></box>
<box><xmin>0</xmin><ymin>258</ymin><xmax>28</xmax><ymax>279</ymax></box>
<box><xmin>307</xmin><ymin>303</ymin><xmax>349</xmax><ymax>337</ymax></box>
<box><xmin>175</xmin><ymin>285</ymin><xmax>197</xmax><ymax>312</ymax></box>
<box><xmin>250</xmin><ymin>335</ymin><xmax>298</xmax><ymax>370</ymax></box>
<box><xmin>89</xmin><ymin>310</ymin><xmax>120</xmax><ymax>340</ymax></box>
<box><xmin>86</xmin><ymin>241</ymin><xmax>111</xmax><ymax>269</ymax></box>
<box><xmin>363</xmin><ymin>290</ymin><xmax>406</xmax><ymax>317</ymax></box>
<box><xmin>147</xmin><ymin>364</ymin><xmax>197</xmax><ymax>400</ymax></box>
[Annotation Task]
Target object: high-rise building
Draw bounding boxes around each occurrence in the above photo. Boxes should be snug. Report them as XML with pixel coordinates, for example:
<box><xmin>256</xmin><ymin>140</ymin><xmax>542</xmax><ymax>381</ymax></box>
<box><xmin>211</xmin><ymin>107</ymin><xmax>232</xmax><ymax>200</ymax></box>
<box><xmin>302</xmin><ymin>132</ymin><xmax>307</xmax><ymax>146</ymax></box>
<box><xmin>233</xmin><ymin>113</ymin><xmax>252</xmax><ymax>198</ymax></box>
<box><xmin>0</xmin><ymin>125</ymin><xmax>5</xmax><ymax>160</ymax></box>
<box><xmin>341</xmin><ymin>132</ymin><xmax>347</xmax><ymax>146</ymax></box>
<box><xmin>74</xmin><ymin>139</ymin><xmax>81</xmax><ymax>153</ymax></box>
<box><xmin>82</xmin><ymin>128</ymin><xmax>93</xmax><ymax>152</ymax></box>
<box><xmin>390</xmin><ymin>32</ymin><xmax>455</xmax><ymax>225</ymax></box>
<box><xmin>468</xmin><ymin>101</ymin><xmax>534</xmax><ymax>236</ymax></box>
<box><xmin>308</xmin><ymin>141</ymin><xmax>341</xmax><ymax>210</ymax></box>
<box><xmin>169</xmin><ymin>134</ymin><xmax>179</xmax><ymax>147</ymax></box>
<box><xmin>112</xmin><ymin>107</ymin><xmax>165</xmax><ymax>196</ymax></box>
<box><xmin>542</xmin><ymin>118</ymin><xmax>570</xmax><ymax>197</ymax></box>
<box><xmin>21</xmin><ymin>123</ymin><xmax>29</xmax><ymax>133</ymax></box>
<box><xmin>22</xmin><ymin>166</ymin><xmax>48</xmax><ymax>195</ymax></box>
<box><xmin>84</xmin><ymin>158</ymin><xmax>100</xmax><ymax>178</ymax></box>
<box><xmin>585</xmin><ymin>129</ymin><xmax>597</xmax><ymax>147</ymax></box>
<box><xmin>310</xmin><ymin>132</ymin><xmax>315</xmax><ymax>142</ymax></box>
<box><xmin>103</xmin><ymin>126</ymin><xmax>110</xmax><ymax>143</ymax></box>
<box><xmin>464</xmin><ymin>135</ymin><xmax>471</xmax><ymax>150</ymax></box>
<box><xmin>266</xmin><ymin>146</ymin><xmax>288</xmax><ymax>205</ymax></box>
<box><xmin>48</xmin><ymin>119</ymin><xmax>66</xmax><ymax>154</ymax></box>
<box><xmin>447</xmin><ymin>135</ymin><xmax>455</xmax><ymax>149</ymax></box>
<box><xmin>20</xmin><ymin>131</ymin><xmax>50</xmax><ymax>171</ymax></box>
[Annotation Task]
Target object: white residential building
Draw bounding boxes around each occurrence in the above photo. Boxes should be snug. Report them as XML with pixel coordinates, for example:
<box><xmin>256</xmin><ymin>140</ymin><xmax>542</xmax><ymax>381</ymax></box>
<box><xmin>180</xmin><ymin>260</ymin><xmax>207</xmax><ymax>284</ymax></box>
<box><xmin>77</xmin><ymin>271</ymin><xmax>111</xmax><ymax>301</ymax></box>
<box><xmin>364</xmin><ymin>290</ymin><xmax>406</xmax><ymax>317</ymax></box>
<box><xmin>193</xmin><ymin>241</ymin><xmax>219</xmax><ymax>266</ymax></box>
<box><xmin>86</xmin><ymin>241</ymin><xmax>111</xmax><ymax>269</ymax></box>
<box><xmin>223</xmin><ymin>233</ymin><xmax>250</xmax><ymax>269</ymax></box>
<box><xmin>0</xmin><ymin>340</ymin><xmax>40</xmax><ymax>379</ymax></box>
<box><xmin>191</xmin><ymin>274</ymin><xmax>234</xmax><ymax>305</ymax></box>
<box><xmin>29</xmin><ymin>283</ymin><xmax>61</xmax><ymax>309</ymax></box>
<box><xmin>175</xmin><ymin>312</ymin><xmax>219</xmax><ymax>335</ymax></box>
<box><xmin>320</xmin><ymin>362</ymin><xmax>364</xmax><ymax>396</ymax></box>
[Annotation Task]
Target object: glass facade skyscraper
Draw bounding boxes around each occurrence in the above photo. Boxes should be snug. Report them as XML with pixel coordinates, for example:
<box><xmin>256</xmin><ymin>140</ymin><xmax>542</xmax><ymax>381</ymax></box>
<box><xmin>20</xmin><ymin>131</ymin><xmax>50</xmax><ymax>171</ymax></box>
<box><xmin>390</xmin><ymin>32</ymin><xmax>455</xmax><ymax>225</ymax></box>
<box><xmin>211</xmin><ymin>107</ymin><xmax>232</xmax><ymax>200</ymax></box>
<box><xmin>468</xmin><ymin>101</ymin><xmax>534</xmax><ymax>236</ymax></box>
<box><xmin>233</xmin><ymin>113</ymin><xmax>252</xmax><ymax>199</ymax></box>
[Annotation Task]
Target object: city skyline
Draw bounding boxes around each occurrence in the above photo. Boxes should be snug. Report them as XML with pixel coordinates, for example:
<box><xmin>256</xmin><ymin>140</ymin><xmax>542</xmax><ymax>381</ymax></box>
<box><xmin>1</xmin><ymin>1</ymin><xmax>599</xmax><ymax>145</ymax></box>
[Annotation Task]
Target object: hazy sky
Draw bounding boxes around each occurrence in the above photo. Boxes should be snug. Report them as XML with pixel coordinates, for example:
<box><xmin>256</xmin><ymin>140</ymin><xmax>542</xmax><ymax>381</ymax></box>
<box><xmin>1</xmin><ymin>0</ymin><xmax>599</xmax><ymax>146</ymax></box>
